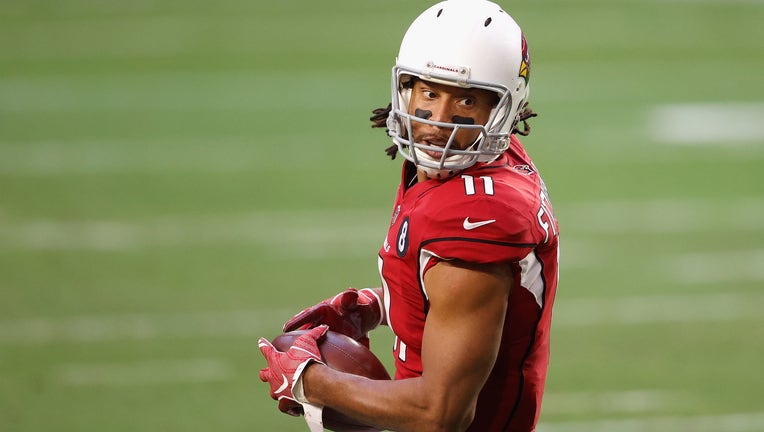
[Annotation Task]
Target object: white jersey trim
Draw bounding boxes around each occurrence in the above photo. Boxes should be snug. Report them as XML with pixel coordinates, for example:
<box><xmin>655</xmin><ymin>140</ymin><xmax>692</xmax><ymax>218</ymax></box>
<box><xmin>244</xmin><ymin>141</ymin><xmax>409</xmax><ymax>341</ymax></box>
<box><xmin>419</xmin><ymin>248</ymin><xmax>446</xmax><ymax>302</ymax></box>
<box><xmin>420</xmin><ymin>248</ymin><xmax>547</xmax><ymax>309</ymax></box>
<box><xmin>519</xmin><ymin>250</ymin><xmax>545</xmax><ymax>308</ymax></box>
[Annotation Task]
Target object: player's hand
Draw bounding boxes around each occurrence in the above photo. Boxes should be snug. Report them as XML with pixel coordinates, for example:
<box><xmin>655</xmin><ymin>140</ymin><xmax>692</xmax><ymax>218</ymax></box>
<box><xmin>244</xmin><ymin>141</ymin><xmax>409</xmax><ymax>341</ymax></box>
<box><xmin>258</xmin><ymin>325</ymin><xmax>328</xmax><ymax>406</ymax></box>
<box><xmin>283</xmin><ymin>288</ymin><xmax>383</xmax><ymax>348</ymax></box>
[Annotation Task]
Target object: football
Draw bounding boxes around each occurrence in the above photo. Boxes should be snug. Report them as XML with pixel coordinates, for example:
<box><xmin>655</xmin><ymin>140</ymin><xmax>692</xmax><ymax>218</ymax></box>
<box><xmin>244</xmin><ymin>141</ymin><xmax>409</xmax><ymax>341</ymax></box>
<box><xmin>272</xmin><ymin>329</ymin><xmax>391</xmax><ymax>432</ymax></box>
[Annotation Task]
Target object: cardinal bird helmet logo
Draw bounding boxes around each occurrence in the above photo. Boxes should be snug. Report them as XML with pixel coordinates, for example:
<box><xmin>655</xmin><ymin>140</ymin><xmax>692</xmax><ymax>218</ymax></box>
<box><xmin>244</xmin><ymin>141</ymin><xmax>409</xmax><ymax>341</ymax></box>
<box><xmin>519</xmin><ymin>33</ymin><xmax>530</xmax><ymax>82</ymax></box>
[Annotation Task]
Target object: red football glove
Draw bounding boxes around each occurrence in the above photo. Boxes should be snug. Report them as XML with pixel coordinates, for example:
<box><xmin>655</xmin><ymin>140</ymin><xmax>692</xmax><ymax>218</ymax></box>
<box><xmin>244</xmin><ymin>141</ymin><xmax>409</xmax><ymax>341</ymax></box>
<box><xmin>283</xmin><ymin>288</ymin><xmax>383</xmax><ymax>348</ymax></box>
<box><xmin>258</xmin><ymin>325</ymin><xmax>328</xmax><ymax>407</ymax></box>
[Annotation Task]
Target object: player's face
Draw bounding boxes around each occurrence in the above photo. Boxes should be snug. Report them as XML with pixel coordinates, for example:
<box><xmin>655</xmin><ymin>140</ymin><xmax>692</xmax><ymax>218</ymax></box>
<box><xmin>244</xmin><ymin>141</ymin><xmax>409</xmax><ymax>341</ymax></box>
<box><xmin>408</xmin><ymin>79</ymin><xmax>498</xmax><ymax>152</ymax></box>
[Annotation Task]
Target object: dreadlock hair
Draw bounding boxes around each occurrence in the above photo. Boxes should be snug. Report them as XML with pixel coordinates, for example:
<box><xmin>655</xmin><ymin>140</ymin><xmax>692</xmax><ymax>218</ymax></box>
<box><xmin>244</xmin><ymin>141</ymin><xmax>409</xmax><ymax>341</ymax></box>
<box><xmin>369</xmin><ymin>103</ymin><xmax>398</xmax><ymax>158</ymax></box>
<box><xmin>369</xmin><ymin>102</ymin><xmax>538</xmax><ymax>160</ymax></box>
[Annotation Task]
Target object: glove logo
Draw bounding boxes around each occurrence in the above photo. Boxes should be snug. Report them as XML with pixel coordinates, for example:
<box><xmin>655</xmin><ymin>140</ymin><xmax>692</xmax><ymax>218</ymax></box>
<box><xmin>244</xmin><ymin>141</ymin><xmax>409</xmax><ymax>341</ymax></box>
<box><xmin>275</xmin><ymin>374</ymin><xmax>289</xmax><ymax>394</ymax></box>
<box><xmin>396</xmin><ymin>217</ymin><xmax>410</xmax><ymax>258</ymax></box>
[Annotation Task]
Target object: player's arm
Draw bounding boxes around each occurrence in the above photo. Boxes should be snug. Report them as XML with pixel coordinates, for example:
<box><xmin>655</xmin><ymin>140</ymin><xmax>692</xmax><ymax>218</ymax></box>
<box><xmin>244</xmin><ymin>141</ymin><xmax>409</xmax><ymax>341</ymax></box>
<box><xmin>302</xmin><ymin>260</ymin><xmax>510</xmax><ymax>432</ymax></box>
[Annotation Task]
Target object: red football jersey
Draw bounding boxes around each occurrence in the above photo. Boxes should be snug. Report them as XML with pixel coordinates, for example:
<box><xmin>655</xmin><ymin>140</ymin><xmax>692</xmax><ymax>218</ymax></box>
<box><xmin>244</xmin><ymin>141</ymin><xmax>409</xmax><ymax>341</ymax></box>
<box><xmin>378</xmin><ymin>136</ymin><xmax>559</xmax><ymax>432</ymax></box>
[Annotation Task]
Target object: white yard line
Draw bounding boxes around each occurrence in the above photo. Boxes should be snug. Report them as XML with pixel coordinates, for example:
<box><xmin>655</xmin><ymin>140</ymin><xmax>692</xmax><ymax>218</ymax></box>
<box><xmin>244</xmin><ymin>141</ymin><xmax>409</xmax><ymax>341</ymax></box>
<box><xmin>643</xmin><ymin>0</ymin><xmax>764</xmax><ymax>4</ymax></box>
<box><xmin>0</xmin><ymin>138</ymin><xmax>263</xmax><ymax>175</ymax></box>
<box><xmin>555</xmin><ymin>292</ymin><xmax>763</xmax><ymax>326</ymax></box>
<box><xmin>668</xmin><ymin>249</ymin><xmax>764</xmax><ymax>283</ymax></box>
<box><xmin>0</xmin><ymin>17</ymin><xmax>224</xmax><ymax>61</ymax></box>
<box><xmin>0</xmin><ymin>69</ymin><xmax>355</xmax><ymax>113</ymax></box>
<box><xmin>542</xmin><ymin>389</ymin><xmax>691</xmax><ymax>416</ymax></box>
<box><xmin>0</xmin><ymin>309</ymin><xmax>293</xmax><ymax>344</ymax></box>
<box><xmin>0</xmin><ymin>291</ymin><xmax>760</xmax><ymax>345</ymax></box>
<box><xmin>1</xmin><ymin>199</ymin><xmax>762</xmax><ymax>287</ymax></box>
<box><xmin>0</xmin><ymin>209</ymin><xmax>388</xmax><ymax>255</ymax></box>
<box><xmin>56</xmin><ymin>358</ymin><xmax>233</xmax><ymax>387</ymax></box>
<box><xmin>538</xmin><ymin>412</ymin><xmax>764</xmax><ymax>432</ymax></box>
<box><xmin>0</xmin><ymin>135</ymin><xmax>341</xmax><ymax>175</ymax></box>
<box><xmin>561</xmin><ymin>196</ymin><xmax>764</xmax><ymax>233</ymax></box>
<box><xmin>650</xmin><ymin>102</ymin><xmax>764</xmax><ymax>145</ymax></box>
<box><xmin>0</xmin><ymin>197</ymin><xmax>762</xmax><ymax>252</ymax></box>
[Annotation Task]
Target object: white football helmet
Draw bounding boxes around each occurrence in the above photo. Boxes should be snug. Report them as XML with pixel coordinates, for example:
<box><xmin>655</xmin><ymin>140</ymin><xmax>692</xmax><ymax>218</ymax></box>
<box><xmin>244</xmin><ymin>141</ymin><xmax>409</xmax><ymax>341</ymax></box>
<box><xmin>387</xmin><ymin>0</ymin><xmax>531</xmax><ymax>179</ymax></box>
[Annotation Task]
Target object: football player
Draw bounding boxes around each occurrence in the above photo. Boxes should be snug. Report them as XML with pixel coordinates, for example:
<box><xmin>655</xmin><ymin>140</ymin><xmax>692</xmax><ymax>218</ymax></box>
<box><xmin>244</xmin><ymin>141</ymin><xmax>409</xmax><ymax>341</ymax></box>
<box><xmin>258</xmin><ymin>0</ymin><xmax>560</xmax><ymax>430</ymax></box>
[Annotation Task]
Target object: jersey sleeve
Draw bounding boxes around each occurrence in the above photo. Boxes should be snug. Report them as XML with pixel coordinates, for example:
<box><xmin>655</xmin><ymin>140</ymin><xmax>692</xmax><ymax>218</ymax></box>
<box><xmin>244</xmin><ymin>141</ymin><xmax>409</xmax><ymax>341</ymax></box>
<box><xmin>418</xmin><ymin>180</ymin><xmax>542</xmax><ymax>266</ymax></box>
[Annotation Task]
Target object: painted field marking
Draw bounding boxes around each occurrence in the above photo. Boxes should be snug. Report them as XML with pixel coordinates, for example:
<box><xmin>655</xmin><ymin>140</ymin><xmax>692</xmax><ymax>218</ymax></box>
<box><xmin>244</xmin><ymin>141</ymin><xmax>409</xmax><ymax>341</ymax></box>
<box><xmin>0</xmin><ymin>197</ymin><xmax>761</xmax><ymax>253</ymax></box>
<box><xmin>643</xmin><ymin>0</ymin><xmax>764</xmax><ymax>5</ymax></box>
<box><xmin>542</xmin><ymin>389</ymin><xmax>690</xmax><ymax>416</ymax></box>
<box><xmin>0</xmin><ymin>308</ymin><xmax>293</xmax><ymax>344</ymax></box>
<box><xmin>56</xmin><ymin>358</ymin><xmax>233</xmax><ymax>387</ymax></box>
<box><xmin>0</xmin><ymin>291</ymin><xmax>760</xmax><ymax>346</ymax></box>
<box><xmin>561</xmin><ymin>196</ymin><xmax>764</xmax><ymax>234</ymax></box>
<box><xmin>669</xmin><ymin>249</ymin><xmax>764</xmax><ymax>283</ymax></box>
<box><xmin>555</xmin><ymin>292</ymin><xmax>763</xmax><ymax>326</ymax></box>
<box><xmin>0</xmin><ymin>17</ymin><xmax>199</xmax><ymax>61</ymax></box>
<box><xmin>0</xmin><ymin>209</ymin><xmax>388</xmax><ymax>256</ymax></box>
<box><xmin>650</xmin><ymin>102</ymin><xmax>764</xmax><ymax>144</ymax></box>
<box><xmin>538</xmin><ymin>412</ymin><xmax>764</xmax><ymax>432</ymax></box>
<box><xmin>0</xmin><ymin>135</ymin><xmax>342</xmax><ymax>175</ymax></box>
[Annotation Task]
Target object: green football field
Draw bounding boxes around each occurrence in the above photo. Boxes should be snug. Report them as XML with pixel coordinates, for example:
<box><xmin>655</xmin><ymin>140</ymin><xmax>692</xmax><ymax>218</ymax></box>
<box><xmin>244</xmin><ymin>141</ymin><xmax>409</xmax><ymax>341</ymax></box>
<box><xmin>1</xmin><ymin>0</ymin><xmax>763</xmax><ymax>430</ymax></box>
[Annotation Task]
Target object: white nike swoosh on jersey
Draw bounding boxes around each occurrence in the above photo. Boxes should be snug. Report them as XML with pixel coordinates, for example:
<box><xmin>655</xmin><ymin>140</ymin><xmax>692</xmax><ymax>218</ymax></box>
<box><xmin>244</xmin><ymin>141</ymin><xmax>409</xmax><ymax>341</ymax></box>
<box><xmin>463</xmin><ymin>217</ymin><xmax>497</xmax><ymax>230</ymax></box>
<box><xmin>275</xmin><ymin>374</ymin><xmax>289</xmax><ymax>394</ymax></box>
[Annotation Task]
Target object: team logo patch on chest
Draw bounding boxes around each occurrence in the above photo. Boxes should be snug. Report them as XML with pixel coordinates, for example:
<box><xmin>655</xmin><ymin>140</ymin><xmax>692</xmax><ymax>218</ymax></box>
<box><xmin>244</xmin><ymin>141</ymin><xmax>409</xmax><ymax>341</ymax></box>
<box><xmin>391</xmin><ymin>205</ymin><xmax>401</xmax><ymax>226</ymax></box>
<box><xmin>396</xmin><ymin>216</ymin><xmax>410</xmax><ymax>258</ymax></box>
<box><xmin>512</xmin><ymin>164</ymin><xmax>535</xmax><ymax>175</ymax></box>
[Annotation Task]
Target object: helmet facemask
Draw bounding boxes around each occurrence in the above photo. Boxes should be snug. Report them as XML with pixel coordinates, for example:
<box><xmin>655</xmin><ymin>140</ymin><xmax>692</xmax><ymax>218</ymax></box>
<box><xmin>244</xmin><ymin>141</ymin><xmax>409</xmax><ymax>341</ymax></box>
<box><xmin>387</xmin><ymin>69</ymin><xmax>513</xmax><ymax>179</ymax></box>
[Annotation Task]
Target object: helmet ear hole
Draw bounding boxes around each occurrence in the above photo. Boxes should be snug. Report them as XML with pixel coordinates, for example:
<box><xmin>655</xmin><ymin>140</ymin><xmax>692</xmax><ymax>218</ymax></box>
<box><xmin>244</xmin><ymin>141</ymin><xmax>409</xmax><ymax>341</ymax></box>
<box><xmin>400</xmin><ymin>74</ymin><xmax>415</xmax><ymax>88</ymax></box>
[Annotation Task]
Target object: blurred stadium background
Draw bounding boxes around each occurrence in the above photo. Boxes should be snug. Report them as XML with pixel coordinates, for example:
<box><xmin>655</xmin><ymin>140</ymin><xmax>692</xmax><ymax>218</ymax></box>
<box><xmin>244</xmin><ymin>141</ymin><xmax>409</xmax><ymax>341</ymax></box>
<box><xmin>1</xmin><ymin>0</ymin><xmax>762</xmax><ymax>431</ymax></box>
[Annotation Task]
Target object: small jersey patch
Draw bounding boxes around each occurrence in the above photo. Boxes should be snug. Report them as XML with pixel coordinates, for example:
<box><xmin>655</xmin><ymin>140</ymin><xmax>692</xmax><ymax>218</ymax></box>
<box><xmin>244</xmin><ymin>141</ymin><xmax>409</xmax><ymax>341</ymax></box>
<box><xmin>512</xmin><ymin>164</ymin><xmax>535</xmax><ymax>175</ymax></box>
<box><xmin>396</xmin><ymin>217</ymin><xmax>410</xmax><ymax>257</ymax></box>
